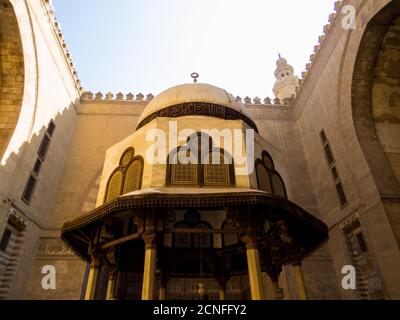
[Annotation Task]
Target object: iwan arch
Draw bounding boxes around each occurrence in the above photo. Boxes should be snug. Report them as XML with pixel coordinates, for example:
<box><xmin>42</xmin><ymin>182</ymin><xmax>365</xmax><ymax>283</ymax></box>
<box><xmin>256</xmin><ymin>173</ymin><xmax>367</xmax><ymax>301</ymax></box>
<box><xmin>0</xmin><ymin>0</ymin><xmax>399</xmax><ymax>300</ymax></box>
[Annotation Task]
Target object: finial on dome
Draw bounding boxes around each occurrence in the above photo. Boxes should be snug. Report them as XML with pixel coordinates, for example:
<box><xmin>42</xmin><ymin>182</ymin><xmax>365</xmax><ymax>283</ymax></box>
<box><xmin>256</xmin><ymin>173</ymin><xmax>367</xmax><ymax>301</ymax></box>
<box><xmin>278</xmin><ymin>52</ymin><xmax>282</xmax><ymax>59</ymax></box>
<box><xmin>191</xmin><ymin>72</ymin><xmax>199</xmax><ymax>83</ymax></box>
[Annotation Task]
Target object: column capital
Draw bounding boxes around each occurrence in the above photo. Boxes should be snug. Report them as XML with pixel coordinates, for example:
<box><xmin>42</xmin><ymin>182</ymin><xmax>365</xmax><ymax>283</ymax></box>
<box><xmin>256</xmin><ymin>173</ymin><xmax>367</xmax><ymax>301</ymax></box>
<box><xmin>241</xmin><ymin>235</ymin><xmax>259</xmax><ymax>249</ymax></box>
<box><xmin>143</xmin><ymin>234</ymin><xmax>157</xmax><ymax>249</ymax></box>
<box><xmin>292</xmin><ymin>258</ymin><xmax>302</xmax><ymax>267</ymax></box>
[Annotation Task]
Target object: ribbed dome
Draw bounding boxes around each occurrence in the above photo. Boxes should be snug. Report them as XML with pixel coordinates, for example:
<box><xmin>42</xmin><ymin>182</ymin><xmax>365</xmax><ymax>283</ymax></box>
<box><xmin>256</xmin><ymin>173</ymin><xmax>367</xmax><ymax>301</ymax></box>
<box><xmin>136</xmin><ymin>83</ymin><xmax>255</xmax><ymax>130</ymax></box>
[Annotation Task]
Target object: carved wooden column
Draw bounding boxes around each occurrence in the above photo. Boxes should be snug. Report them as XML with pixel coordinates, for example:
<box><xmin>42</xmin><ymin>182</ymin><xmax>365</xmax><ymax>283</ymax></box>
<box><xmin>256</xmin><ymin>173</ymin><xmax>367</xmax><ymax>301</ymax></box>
<box><xmin>141</xmin><ymin>234</ymin><xmax>157</xmax><ymax>300</ymax></box>
<box><xmin>264</xmin><ymin>245</ymin><xmax>284</xmax><ymax>300</ymax></box>
<box><xmin>85</xmin><ymin>254</ymin><xmax>101</xmax><ymax>300</ymax></box>
<box><xmin>242</xmin><ymin>235</ymin><xmax>265</xmax><ymax>300</ymax></box>
<box><xmin>293</xmin><ymin>261</ymin><xmax>307</xmax><ymax>300</ymax></box>
<box><xmin>219</xmin><ymin>285</ymin><xmax>226</xmax><ymax>300</ymax></box>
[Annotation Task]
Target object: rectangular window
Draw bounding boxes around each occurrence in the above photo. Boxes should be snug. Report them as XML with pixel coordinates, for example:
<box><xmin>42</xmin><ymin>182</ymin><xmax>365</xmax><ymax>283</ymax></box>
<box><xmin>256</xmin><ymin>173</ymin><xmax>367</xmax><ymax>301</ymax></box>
<box><xmin>331</xmin><ymin>166</ymin><xmax>339</xmax><ymax>180</ymax></box>
<box><xmin>320</xmin><ymin>130</ymin><xmax>327</xmax><ymax>143</ymax></box>
<box><xmin>324</xmin><ymin>144</ymin><xmax>335</xmax><ymax>166</ymax></box>
<box><xmin>321</xmin><ymin>130</ymin><xmax>348</xmax><ymax>208</ymax></box>
<box><xmin>0</xmin><ymin>228</ymin><xmax>12</xmax><ymax>251</ymax></box>
<box><xmin>356</xmin><ymin>232</ymin><xmax>368</xmax><ymax>253</ymax></box>
<box><xmin>336</xmin><ymin>182</ymin><xmax>348</xmax><ymax>206</ymax></box>
<box><xmin>32</xmin><ymin>158</ymin><xmax>42</xmax><ymax>176</ymax></box>
<box><xmin>47</xmin><ymin>120</ymin><xmax>55</xmax><ymax>137</ymax></box>
<box><xmin>38</xmin><ymin>134</ymin><xmax>50</xmax><ymax>160</ymax></box>
<box><xmin>22</xmin><ymin>174</ymin><xmax>37</xmax><ymax>204</ymax></box>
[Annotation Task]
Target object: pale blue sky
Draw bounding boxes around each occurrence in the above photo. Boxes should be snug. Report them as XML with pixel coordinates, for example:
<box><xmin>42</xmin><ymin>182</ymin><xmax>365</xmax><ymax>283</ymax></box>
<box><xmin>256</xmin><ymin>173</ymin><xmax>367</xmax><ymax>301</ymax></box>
<box><xmin>53</xmin><ymin>0</ymin><xmax>335</xmax><ymax>98</ymax></box>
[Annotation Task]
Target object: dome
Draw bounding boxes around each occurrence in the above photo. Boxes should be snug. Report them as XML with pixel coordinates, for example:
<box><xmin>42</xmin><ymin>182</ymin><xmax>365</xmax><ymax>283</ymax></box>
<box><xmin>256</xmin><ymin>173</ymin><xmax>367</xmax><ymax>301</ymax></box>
<box><xmin>136</xmin><ymin>83</ymin><xmax>257</xmax><ymax>131</ymax></box>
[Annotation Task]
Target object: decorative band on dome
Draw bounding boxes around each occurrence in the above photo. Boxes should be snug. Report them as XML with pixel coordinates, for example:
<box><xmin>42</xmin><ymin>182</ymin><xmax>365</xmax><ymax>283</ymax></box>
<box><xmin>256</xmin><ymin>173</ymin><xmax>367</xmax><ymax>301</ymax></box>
<box><xmin>135</xmin><ymin>101</ymin><xmax>258</xmax><ymax>132</ymax></box>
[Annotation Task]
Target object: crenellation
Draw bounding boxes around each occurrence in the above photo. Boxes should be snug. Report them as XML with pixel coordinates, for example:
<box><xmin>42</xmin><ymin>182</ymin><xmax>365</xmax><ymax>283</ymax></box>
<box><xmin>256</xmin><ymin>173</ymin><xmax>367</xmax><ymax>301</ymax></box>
<box><xmin>78</xmin><ymin>90</ymin><xmax>295</xmax><ymax>106</ymax></box>
<box><xmin>80</xmin><ymin>91</ymin><xmax>157</xmax><ymax>102</ymax></box>
<box><xmin>105</xmin><ymin>92</ymin><xmax>114</xmax><ymax>100</ymax></box>
<box><xmin>42</xmin><ymin>0</ymin><xmax>81</xmax><ymax>92</ymax></box>
<box><xmin>328</xmin><ymin>12</ymin><xmax>337</xmax><ymax>23</ymax></box>
<box><xmin>334</xmin><ymin>0</ymin><xmax>344</xmax><ymax>13</ymax></box>
<box><xmin>253</xmin><ymin>97</ymin><xmax>261</xmax><ymax>104</ymax></box>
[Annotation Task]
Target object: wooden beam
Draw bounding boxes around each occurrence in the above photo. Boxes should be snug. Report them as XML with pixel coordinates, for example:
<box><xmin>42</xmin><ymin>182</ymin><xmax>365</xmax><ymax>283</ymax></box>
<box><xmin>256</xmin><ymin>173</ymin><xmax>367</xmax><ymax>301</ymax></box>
<box><xmin>100</xmin><ymin>232</ymin><xmax>141</xmax><ymax>250</ymax></box>
<box><xmin>165</xmin><ymin>228</ymin><xmax>254</xmax><ymax>235</ymax></box>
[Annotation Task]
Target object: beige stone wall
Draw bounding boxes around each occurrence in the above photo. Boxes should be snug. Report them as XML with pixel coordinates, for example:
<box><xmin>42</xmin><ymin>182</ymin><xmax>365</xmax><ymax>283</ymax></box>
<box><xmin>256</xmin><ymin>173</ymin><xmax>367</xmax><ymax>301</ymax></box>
<box><xmin>0</xmin><ymin>0</ymin><xmax>80</xmax><ymax>299</ymax></box>
<box><xmin>293</xmin><ymin>0</ymin><xmax>400</xmax><ymax>299</ymax></box>
<box><xmin>0</xmin><ymin>0</ymin><xmax>24</xmax><ymax>160</ymax></box>
<box><xmin>5</xmin><ymin>0</ymin><xmax>400</xmax><ymax>301</ymax></box>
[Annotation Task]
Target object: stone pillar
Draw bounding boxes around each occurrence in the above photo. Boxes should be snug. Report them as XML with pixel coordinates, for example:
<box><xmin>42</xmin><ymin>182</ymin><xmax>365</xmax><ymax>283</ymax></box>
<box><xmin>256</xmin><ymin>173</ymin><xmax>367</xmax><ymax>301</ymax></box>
<box><xmin>242</xmin><ymin>235</ymin><xmax>265</xmax><ymax>300</ymax></box>
<box><xmin>141</xmin><ymin>235</ymin><xmax>157</xmax><ymax>300</ymax></box>
<box><xmin>85</xmin><ymin>254</ymin><xmax>101</xmax><ymax>300</ymax></box>
<box><xmin>106</xmin><ymin>270</ymin><xmax>117</xmax><ymax>300</ymax></box>
<box><xmin>293</xmin><ymin>262</ymin><xmax>307</xmax><ymax>300</ymax></box>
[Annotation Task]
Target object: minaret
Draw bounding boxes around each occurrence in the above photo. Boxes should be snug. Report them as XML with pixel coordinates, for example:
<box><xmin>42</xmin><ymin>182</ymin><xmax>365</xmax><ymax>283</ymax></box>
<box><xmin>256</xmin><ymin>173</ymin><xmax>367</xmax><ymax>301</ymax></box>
<box><xmin>273</xmin><ymin>55</ymin><xmax>299</xmax><ymax>101</ymax></box>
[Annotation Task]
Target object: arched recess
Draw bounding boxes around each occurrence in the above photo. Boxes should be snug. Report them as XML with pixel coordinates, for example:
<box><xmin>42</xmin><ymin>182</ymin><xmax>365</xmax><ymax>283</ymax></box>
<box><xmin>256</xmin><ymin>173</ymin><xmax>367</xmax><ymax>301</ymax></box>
<box><xmin>351</xmin><ymin>1</ymin><xmax>400</xmax><ymax>246</ymax></box>
<box><xmin>0</xmin><ymin>0</ymin><xmax>25</xmax><ymax>160</ymax></box>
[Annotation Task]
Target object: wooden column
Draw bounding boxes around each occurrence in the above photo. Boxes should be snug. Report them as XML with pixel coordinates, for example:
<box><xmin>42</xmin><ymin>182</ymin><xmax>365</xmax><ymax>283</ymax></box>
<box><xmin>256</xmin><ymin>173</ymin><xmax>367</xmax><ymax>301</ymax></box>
<box><xmin>159</xmin><ymin>275</ymin><xmax>168</xmax><ymax>300</ymax></box>
<box><xmin>219</xmin><ymin>286</ymin><xmax>226</xmax><ymax>300</ymax></box>
<box><xmin>242</xmin><ymin>235</ymin><xmax>265</xmax><ymax>300</ymax></box>
<box><xmin>106</xmin><ymin>270</ymin><xmax>117</xmax><ymax>300</ymax></box>
<box><xmin>141</xmin><ymin>234</ymin><xmax>157</xmax><ymax>300</ymax></box>
<box><xmin>293</xmin><ymin>261</ymin><xmax>307</xmax><ymax>300</ymax></box>
<box><xmin>85</xmin><ymin>254</ymin><xmax>101</xmax><ymax>300</ymax></box>
<box><xmin>159</xmin><ymin>286</ymin><xmax>166</xmax><ymax>300</ymax></box>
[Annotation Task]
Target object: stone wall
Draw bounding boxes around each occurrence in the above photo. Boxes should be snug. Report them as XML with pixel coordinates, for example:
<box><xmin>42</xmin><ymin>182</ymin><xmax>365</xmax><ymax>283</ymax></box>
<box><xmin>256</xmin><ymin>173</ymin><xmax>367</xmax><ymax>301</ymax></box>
<box><xmin>0</xmin><ymin>0</ymin><xmax>24</xmax><ymax>160</ymax></box>
<box><xmin>0</xmin><ymin>0</ymin><xmax>80</xmax><ymax>299</ymax></box>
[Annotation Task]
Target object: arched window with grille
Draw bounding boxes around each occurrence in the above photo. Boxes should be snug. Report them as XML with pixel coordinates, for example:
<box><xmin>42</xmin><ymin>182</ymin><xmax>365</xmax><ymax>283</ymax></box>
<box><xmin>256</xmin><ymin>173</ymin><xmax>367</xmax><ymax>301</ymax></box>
<box><xmin>167</xmin><ymin>132</ymin><xmax>235</xmax><ymax>187</ymax></box>
<box><xmin>271</xmin><ymin>173</ymin><xmax>287</xmax><ymax>198</ymax></box>
<box><xmin>256</xmin><ymin>161</ymin><xmax>272</xmax><ymax>193</ymax></box>
<box><xmin>255</xmin><ymin>151</ymin><xmax>287</xmax><ymax>198</ymax></box>
<box><xmin>203</xmin><ymin>149</ymin><xmax>234</xmax><ymax>186</ymax></box>
<box><xmin>105</xmin><ymin>169</ymin><xmax>123</xmax><ymax>203</ymax></box>
<box><xmin>123</xmin><ymin>157</ymin><xmax>143</xmax><ymax>194</ymax></box>
<box><xmin>172</xmin><ymin>221</ymin><xmax>213</xmax><ymax>249</ymax></box>
<box><xmin>168</xmin><ymin>148</ymin><xmax>199</xmax><ymax>185</ymax></box>
<box><xmin>221</xmin><ymin>220</ymin><xmax>239</xmax><ymax>247</ymax></box>
<box><xmin>104</xmin><ymin>148</ymin><xmax>144</xmax><ymax>203</ymax></box>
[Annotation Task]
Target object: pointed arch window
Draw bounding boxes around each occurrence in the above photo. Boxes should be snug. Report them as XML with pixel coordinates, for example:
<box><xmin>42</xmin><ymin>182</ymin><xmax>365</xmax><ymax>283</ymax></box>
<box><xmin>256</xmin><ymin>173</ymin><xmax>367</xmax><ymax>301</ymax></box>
<box><xmin>167</xmin><ymin>132</ymin><xmax>235</xmax><ymax>187</ymax></box>
<box><xmin>222</xmin><ymin>220</ymin><xmax>239</xmax><ymax>247</ymax></box>
<box><xmin>255</xmin><ymin>151</ymin><xmax>287</xmax><ymax>198</ymax></box>
<box><xmin>173</xmin><ymin>212</ymin><xmax>213</xmax><ymax>249</ymax></box>
<box><xmin>104</xmin><ymin>148</ymin><xmax>144</xmax><ymax>203</ymax></box>
<box><xmin>123</xmin><ymin>158</ymin><xmax>143</xmax><ymax>194</ymax></box>
<box><xmin>105</xmin><ymin>169</ymin><xmax>123</xmax><ymax>203</ymax></box>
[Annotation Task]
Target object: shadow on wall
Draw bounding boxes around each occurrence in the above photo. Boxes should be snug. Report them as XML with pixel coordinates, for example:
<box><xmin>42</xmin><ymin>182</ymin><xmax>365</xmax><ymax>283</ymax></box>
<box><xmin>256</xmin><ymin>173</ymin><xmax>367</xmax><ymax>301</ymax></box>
<box><xmin>0</xmin><ymin>102</ymin><xmax>89</xmax><ymax>300</ymax></box>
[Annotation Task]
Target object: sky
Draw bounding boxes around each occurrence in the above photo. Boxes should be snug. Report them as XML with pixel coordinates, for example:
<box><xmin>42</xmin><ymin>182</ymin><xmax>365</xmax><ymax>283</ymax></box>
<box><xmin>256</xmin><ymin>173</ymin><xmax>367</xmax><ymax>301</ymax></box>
<box><xmin>53</xmin><ymin>0</ymin><xmax>335</xmax><ymax>99</ymax></box>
